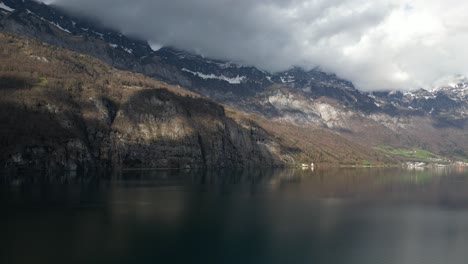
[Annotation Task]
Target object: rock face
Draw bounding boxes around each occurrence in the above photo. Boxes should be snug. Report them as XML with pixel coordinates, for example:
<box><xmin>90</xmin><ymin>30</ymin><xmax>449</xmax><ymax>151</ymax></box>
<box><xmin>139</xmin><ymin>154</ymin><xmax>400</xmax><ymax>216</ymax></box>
<box><xmin>2</xmin><ymin>89</ymin><xmax>283</xmax><ymax>172</ymax></box>
<box><xmin>108</xmin><ymin>89</ymin><xmax>281</xmax><ymax>169</ymax></box>
<box><xmin>2</xmin><ymin>91</ymin><xmax>282</xmax><ymax>172</ymax></box>
<box><xmin>0</xmin><ymin>34</ymin><xmax>284</xmax><ymax>172</ymax></box>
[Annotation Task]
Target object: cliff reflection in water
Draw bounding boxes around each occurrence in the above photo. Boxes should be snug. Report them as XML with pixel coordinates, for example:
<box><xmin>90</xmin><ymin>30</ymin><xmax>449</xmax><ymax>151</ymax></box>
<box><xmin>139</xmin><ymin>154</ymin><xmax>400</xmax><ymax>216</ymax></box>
<box><xmin>2</xmin><ymin>167</ymin><xmax>468</xmax><ymax>264</ymax></box>
<box><xmin>2</xmin><ymin>166</ymin><xmax>468</xmax><ymax>205</ymax></box>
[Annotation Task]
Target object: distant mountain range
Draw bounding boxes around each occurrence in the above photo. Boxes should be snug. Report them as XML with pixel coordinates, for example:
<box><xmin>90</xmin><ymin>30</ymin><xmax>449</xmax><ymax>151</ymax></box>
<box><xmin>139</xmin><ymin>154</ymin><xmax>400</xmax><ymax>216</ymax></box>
<box><xmin>1</xmin><ymin>0</ymin><xmax>467</xmax><ymax>171</ymax></box>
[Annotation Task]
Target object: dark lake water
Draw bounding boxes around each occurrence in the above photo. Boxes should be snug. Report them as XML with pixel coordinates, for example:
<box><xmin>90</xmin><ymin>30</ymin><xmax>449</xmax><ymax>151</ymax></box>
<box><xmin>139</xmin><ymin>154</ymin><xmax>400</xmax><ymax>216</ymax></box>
<box><xmin>2</xmin><ymin>167</ymin><xmax>468</xmax><ymax>264</ymax></box>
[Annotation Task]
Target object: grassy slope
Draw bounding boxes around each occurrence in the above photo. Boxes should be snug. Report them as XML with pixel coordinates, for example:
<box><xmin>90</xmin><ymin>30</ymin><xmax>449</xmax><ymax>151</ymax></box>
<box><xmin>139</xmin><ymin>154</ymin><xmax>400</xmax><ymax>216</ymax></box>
<box><xmin>374</xmin><ymin>146</ymin><xmax>443</xmax><ymax>163</ymax></box>
<box><xmin>226</xmin><ymin>107</ymin><xmax>396</xmax><ymax>166</ymax></box>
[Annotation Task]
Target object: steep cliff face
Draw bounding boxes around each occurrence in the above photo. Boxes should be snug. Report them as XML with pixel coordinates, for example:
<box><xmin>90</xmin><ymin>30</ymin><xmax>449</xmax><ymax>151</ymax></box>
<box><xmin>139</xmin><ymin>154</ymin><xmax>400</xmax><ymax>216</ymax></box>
<box><xmin>0</xmin><ymin>33</ymin><xmax>284</xmax><ymax>172</ymax></box>
<box><xmin>106</xmin><ymin>89</ymin><xmax>281</xmax><ymax>169</ymax></box>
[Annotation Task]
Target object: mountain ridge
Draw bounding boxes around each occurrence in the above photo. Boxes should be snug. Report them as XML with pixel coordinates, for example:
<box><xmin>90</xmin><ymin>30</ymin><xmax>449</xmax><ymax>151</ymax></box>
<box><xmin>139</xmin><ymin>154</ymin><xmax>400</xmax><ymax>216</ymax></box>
<box><xmin>1</xmin><ymin>0</ymin><xmax>467</xmax><ymax>170</ymax></box>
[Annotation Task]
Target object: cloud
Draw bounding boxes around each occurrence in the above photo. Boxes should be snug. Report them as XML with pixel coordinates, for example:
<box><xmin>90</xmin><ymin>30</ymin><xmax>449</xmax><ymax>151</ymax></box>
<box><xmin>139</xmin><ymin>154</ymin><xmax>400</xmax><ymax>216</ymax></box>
<box><xmin>43</xmin><ymin>0</ymin><xmax>468</xmax><ymax>91</ymax></box>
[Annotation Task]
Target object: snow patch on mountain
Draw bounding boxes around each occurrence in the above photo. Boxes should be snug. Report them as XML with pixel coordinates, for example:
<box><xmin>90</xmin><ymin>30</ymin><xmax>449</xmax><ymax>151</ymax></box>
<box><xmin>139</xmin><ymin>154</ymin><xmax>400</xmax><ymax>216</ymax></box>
<box><xmin>280</xmin><ymin>76</ymin><xmax>295</xmax><ymax>83</ymax></box>
<box><xmin>49</xmin><ymin>22</ymin><xmax>71</xmax><ymax>34</ymax></box>
<box><xmin>181</xmin><ymin>68</ymin><xmax>246</xmax><ymax>84</ymax></box>
<box><xmin>108</xmin><ymin>43</ymin><xmax>136</xmax><ymax>55</ymax></box>
<box><xmin>279</xmin><ymin>73</ymin><xmax>296</xmax><ymax>83</ymax></box>
<box><xmin>92</xmin><ymin>31</ymin><xmax>104</xmax><ymax>39</ymax></box>
<box><xmin>432</xmin><ymin>75</ymin><xmax>468</xmax><ymax>91</ymax></box>
<box><xmin>38</xmin><ymin>16</ymin><xmax>71</xmax><ymax>34</ymax></box>
<box><xmin>0</xmin><ymin>2</ymin><xmax>15</xmax><ymax>12</ymax></box>
<box><xmin>122</xmin><ymin>47</ymin><xmax>133</xmax><ymax>54</ymax></box>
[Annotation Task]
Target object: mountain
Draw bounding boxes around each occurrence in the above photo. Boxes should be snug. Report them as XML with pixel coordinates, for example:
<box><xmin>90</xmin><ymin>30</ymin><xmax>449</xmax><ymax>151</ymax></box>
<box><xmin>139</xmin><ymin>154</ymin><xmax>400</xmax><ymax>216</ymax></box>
<box><xmin>0</xmin><ymin>0</ymin><xmax>391</xmax><ymax>109</ymax></box>
<box><xmin>0</xmin><ymin>0</ymin><xmax>467</xmax><ymax>171</ymax></box>
<box><xmin>0</xmin><ymin>32</ymin><xmax>291</xmax><ymax>172</ymax></box>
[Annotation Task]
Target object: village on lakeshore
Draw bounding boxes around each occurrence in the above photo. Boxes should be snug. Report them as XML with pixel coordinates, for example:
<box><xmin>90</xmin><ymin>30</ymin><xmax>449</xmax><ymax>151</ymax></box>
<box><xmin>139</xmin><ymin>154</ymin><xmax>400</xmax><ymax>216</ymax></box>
<box><xmin>405</xmin><ymin>161</ymin><xmax>468</xmax><ymax>169</ymax></box>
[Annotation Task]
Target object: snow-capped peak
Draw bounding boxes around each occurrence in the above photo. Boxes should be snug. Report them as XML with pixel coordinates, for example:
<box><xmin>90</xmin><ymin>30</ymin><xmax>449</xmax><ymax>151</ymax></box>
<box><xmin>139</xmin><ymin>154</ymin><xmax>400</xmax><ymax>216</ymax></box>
<box><xmin>431</xmin><ymin>75</ymin><xmax>468</xmax><ymax>92</ymax></box>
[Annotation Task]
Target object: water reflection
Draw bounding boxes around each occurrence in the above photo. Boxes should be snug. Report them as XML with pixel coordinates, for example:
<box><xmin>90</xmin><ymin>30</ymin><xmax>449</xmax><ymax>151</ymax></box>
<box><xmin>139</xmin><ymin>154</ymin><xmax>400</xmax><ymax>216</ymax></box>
<box><xmin>1</xmin><ymin>167</ymin><xmax>468</xmax><ymax>264</ymax></box>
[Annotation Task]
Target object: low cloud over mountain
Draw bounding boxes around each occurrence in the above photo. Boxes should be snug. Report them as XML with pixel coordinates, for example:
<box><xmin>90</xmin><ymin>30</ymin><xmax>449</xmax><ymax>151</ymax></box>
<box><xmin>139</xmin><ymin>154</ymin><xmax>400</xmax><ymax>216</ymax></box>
<box><xmin>42</xmin><ymin>0</ymin><xmax>468</xmax><ymax>91</ymax></box>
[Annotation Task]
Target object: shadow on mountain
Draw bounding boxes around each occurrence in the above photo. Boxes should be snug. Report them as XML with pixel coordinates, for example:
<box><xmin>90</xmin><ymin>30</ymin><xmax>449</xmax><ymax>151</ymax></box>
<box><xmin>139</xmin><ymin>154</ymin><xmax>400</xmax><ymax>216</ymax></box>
<box><xmin>0</xmin><ymin>99</ymin><xmax>101</xmax><ymax>176</ymax></box>
<box><xmin>0</xmin><ymin>102</ymin><xmax>71</xmax><ymax>158</ymax></box>
<box><xmin>333</xmin><ymin>128</ymin><xmax>353</xmax><ymax>134</ymax></box>
<box><xmin>0</xmin><ymin>75</ymin><xmax>34</xmax><ymax>90</ymax></box>
<box><xmin>432</xmin><ymin>116</ymin><xmax>466</xmax><ymax>129</ymax></box>
<box><xmin>113</xmin><ymin>88</ymin><xmax>286</xmax><ymax>169</ymax></box>
<box><xmin>0</xmin><ymin>86</ymin><xmax>287</xmax><ymax>174</ymax></box>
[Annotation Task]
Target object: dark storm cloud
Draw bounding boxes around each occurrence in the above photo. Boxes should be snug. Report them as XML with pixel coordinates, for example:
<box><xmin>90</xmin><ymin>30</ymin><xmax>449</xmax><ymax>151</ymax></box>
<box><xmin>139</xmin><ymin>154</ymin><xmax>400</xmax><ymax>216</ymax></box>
<box><xmin>41</xmin><ymin>0</ymin><xmax>468</xmax><ymax>91</ymax></box>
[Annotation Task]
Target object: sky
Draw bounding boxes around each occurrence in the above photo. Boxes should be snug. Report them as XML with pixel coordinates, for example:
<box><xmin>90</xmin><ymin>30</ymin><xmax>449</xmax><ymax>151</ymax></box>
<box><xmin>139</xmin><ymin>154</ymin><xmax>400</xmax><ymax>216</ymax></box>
<box><xmin>42</xmin><ymin>0</ymin><xmax>468</xmax><ymax>91</ymax></box>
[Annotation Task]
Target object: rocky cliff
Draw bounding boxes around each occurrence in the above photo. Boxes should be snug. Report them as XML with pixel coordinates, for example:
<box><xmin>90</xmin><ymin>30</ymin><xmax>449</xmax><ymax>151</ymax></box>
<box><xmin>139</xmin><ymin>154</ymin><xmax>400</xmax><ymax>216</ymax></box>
<box><xmin>0</xmin><ymin>33</ymin><xmax>285</xmax><ymax>172</ymax></box>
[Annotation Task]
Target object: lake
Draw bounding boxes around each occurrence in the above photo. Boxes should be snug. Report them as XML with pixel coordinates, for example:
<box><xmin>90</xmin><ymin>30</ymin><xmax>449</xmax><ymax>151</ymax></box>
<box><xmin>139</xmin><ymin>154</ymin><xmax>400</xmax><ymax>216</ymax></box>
<box><xmin>1</xmin><ymin>167</ymin><xmax>468</xmax><ymax>264</ymax></box>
